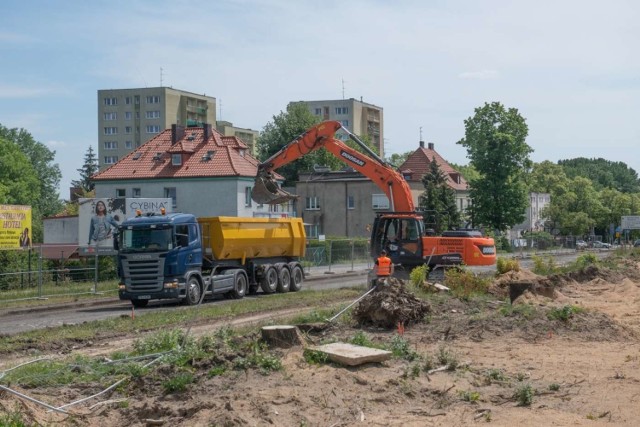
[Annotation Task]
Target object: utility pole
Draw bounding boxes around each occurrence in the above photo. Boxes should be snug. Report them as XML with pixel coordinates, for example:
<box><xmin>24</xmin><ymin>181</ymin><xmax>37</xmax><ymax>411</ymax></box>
<box><xmin>342</xmin><ymin>78</ymin><xmax>345</xmax><ymax>99</ymax></box>
<box><xmin>160</xmin><ymin>67</ymin><xmax>163</xmax><ymax>87</ymax></box>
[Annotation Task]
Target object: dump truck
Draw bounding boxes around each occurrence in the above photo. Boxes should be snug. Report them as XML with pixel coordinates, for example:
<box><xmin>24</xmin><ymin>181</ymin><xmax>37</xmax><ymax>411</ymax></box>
<box><xmin>116</xmin><ymin>212</ymin><xmax>306</xmax><ymax>307</ymax></box>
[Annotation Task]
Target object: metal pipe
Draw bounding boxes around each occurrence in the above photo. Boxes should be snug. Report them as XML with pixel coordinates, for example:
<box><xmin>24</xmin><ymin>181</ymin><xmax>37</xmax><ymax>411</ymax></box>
<box><xmin>326</xmin><ymin>285</ymin><xmax>377</xmax><ymax>323</ymax></box>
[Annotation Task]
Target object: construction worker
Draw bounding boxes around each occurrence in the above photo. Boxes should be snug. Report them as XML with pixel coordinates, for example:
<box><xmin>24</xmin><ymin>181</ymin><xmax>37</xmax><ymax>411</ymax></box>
<box><xmin>372</xmin><ymin>249</ymin><xmax>394</xmax><ymax>287</ymax></box>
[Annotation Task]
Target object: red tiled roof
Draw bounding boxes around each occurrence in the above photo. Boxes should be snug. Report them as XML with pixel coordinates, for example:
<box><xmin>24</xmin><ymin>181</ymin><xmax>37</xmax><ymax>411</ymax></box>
<box><xmin>93</xmin><ymin>126</ymin><xmax>271</xmax><ymax>181</ymax></box>
<box><xmin>399</xmin><ymin>147</ymin><xmax>468</xmax><ymax>191</ymax></box>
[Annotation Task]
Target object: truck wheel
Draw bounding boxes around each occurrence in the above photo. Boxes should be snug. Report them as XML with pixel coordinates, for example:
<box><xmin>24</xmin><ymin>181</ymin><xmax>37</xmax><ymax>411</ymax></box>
<box><xmin>260</xmin><ymin>266</ymin><xmax>278</xmax><ymax>294</ymax></box>
<box><xmin>184</xmin><ymin>276</ymin><xmax>202</xmax><ymax>305</ymax></box>
<box><xmin>289</xmin><ymin>264</ymin><xmax>304</xmax><ymax>292</ymax></box>
<box><xmin>230</xmin><ymin>270</ymin><xmax>247</xmax><ymax>299</ymax></box>
<box><xmin>131</xmin><ymin>299</ymin><xmax>148</xmax><ymax>308</ymax></box>
<box><xmin>276</xmin><ymin>265</ymin><xmax>291</xmax><ymax>293</ymax></box>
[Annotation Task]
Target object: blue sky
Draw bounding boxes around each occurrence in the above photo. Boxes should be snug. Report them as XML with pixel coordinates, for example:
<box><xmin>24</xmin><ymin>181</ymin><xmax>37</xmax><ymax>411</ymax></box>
<box><xmin>1</xmin><ymin>0</ymin><xmax>639</xmax><ymax>198</ymax></box>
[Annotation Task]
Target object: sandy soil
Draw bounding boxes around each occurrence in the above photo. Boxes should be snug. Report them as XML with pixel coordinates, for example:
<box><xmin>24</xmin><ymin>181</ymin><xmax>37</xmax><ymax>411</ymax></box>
<box><xmin>2</xmin><ymin>260</ymin><xmax>640</xmax><ymax>426</ymax></box>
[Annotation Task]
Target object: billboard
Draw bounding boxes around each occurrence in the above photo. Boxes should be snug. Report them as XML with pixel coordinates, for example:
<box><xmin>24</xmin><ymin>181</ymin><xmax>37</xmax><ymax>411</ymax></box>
<box><xmin>79</xmin><ymin>198</ymin><xmax>172</xmax><ymax>254</ymax></box>
<box><xmin>0</xmin><ymin>204</ymin><xmax>32</xmax><ymax>250</ymax></box>
<box><xmin>621</xmin><ymin>216</ymin><xmax>640</xmax><ymax>230</ymax></box>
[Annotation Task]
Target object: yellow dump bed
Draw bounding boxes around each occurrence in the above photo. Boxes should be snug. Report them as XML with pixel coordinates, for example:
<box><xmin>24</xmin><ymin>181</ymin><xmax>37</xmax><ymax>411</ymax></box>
<box><xmin>198</xmin><ymin>216</ymin><xmax>306</xmax><ymax>260</ymax></box>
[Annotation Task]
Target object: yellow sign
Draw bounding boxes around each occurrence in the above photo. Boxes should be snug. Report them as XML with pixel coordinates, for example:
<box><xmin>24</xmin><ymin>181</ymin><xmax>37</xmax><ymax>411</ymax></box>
<box><xmin>0</xmin><ymin>204</ymin><xmax>32</xmax><ymax>249</ymax></box>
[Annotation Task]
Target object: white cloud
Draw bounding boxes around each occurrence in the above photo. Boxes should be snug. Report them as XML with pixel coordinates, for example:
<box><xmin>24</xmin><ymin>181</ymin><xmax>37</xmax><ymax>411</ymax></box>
<box><xmin>458</xmin><ymin>70</ymin><xmax>499</xmax><ymax>80</ymax></box>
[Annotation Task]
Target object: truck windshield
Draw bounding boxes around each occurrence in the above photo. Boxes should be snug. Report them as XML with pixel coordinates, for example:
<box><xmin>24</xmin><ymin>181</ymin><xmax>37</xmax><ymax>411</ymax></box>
<box><xmin>119</xmin><ymin>227</ymin><xmax>173</xmax><ymax>252</ymax></box>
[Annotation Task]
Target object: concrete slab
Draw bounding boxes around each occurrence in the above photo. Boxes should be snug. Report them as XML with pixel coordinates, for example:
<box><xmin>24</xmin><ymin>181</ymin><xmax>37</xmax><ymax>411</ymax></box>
<box><xmin>311</xmin><ymin>342</ymin><xmax>392</xmax><ymax>366</ymax></box>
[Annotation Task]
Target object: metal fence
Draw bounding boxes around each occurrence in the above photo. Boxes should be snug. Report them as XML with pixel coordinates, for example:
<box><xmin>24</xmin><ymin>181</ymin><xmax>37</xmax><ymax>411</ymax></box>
<box><xmin>302</xmin><ymin>240</ymin><xmax>372</xmax><ymax>274</ymax></box>
<box><xmin>0</xmin><ymin>245</ymin><xmax>118</xmax><ymax>304</ymax></box>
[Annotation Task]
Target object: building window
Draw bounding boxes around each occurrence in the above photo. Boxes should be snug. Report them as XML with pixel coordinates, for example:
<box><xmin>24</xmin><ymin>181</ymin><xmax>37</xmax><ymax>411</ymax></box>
<box><xmin>132</xmin><ymin>188</ymin><xmax>141</xmax><ymax>198</ymax></box>
<box><xmin>104</xmin><ymin>97</ymin><xmax>117</xmax><ymax>106</ymax></box>
<box><xmin>104</xmin><ymin>156</ymin><xmax>118</xmax><ymax>164</ymax></box>
<box><xmin>245</xmin><ymin>187</ymin><xmax>252</xmax><ymax>207</ymax></box>
<box><xmin>103</xmin><ymin>112</ymin><xmax>117</xmax><ymax>120</ymax></box>
<box><xmin>347</xmin><ymin>195</ymin><xmax>355</xmax><ymax>209</ymax></box>
<box><xmin>335</xmin><ymin>107</ymin><xmax>348</xmax><ymax>114</ymax></box>
<box><xmin>104</xmin><ymin>141</ymin><xmax>117</xmax><ymax>150</ymax></box>
<box><xmin>104</xmin><ymin>127</ymin><xmax>117</xmax><ymax>135</ymax></box>
<box><xmin>125</xmin><ymin>97</ymin><xmax>131</xmax><ymax>105</ymax></box>
<box><xmin>164</xmin><ymin>187</ymin><xmax>177</xmax><ymax>208</ymax></box>
<box><xmin>125</xmin><ymin>111</ymin><xmax>132</xmax><ymax>120</ymax></box>
<box><xmin>171</xmin><ymin>154</ymin><xmax>182</xmax><ymax>166</ymax></box>
<box><xmin>145</xmin><ymin>111</ymin><xmax>160</xmax><ymax>119</ymax></box>
<box><xmin>134</xmin><ymin>95</ymin><xmax>140</xmax><ymax>105</ymax></box>
<box><xmin>125</xmin><ymin>140</ymin><xmax>133</xmax><ymax>149</ymax></box>
<box><xmin>372</xmin><ymin>194</ymin><xmax>390</xmax><ymax>210</ymax></box>
<box><xmin>116</xmin><ymin>188</ymin><xmax>126</xmax><ymax>198</ymax></box>
<box><xmin>136</xmin><ymin>111</ymin><xmax>140</xmax><ymax>119</ymax></box>
<box><xmin>125</xmin><ymin>126</ymin><xmax>132</xmax><ymax>134</ymax></box>
<box><xmin>146</xmin><ymin>95</ymin><xmax>160</xmax><ymax>104</ymax></box>
<box><xmin>304</xmin><ymin>224</ymin><xmax>319</xmax><ymax>238</ymax></box>
<box><xmin>146</xmin><ymin>125</ymin><xmax>160</xmax><ymax>133</ymax></box>
<box><xmin>341</xmin><ymin>120</ymin><xmax>349</xmax><ymax>127</ymax></box>
<box><xmin>305</xmin><ymin>196</ymin><xmax>320</xmax><ymax>210</ymax></box>
<box><xmin>314</xmin><ymin>108</ymin><xmax>322</xmax><ymax>115</ymax></box>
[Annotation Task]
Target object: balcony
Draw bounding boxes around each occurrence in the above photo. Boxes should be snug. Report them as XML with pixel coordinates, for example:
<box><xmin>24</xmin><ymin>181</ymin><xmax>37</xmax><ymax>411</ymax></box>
<box><xmin>186</xmin><ymin>119</ymin><xmax>204</xmax><ymax>127</ymax></box>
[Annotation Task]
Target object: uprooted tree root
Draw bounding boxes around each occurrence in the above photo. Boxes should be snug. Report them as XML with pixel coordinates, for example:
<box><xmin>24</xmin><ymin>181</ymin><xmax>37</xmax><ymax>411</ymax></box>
<box><xmin>352</xmin><ymin>278</ymin><xmax>430</xmax><ymax>328</ymax></box>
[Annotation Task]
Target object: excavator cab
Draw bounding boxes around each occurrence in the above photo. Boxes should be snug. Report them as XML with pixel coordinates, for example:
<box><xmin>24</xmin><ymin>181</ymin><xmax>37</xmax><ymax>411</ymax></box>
<box><xmin>371</xmin><ymin>214</ymin><xmax>425</xmax><ymax>268</ymax></box>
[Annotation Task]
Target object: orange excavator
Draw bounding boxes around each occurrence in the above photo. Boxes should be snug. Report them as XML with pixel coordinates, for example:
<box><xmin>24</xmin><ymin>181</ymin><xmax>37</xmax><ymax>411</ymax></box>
<box><xmin>252</xmin><ymin>120</ymin><xmax>496</xmax><ymax>275</ymax></box>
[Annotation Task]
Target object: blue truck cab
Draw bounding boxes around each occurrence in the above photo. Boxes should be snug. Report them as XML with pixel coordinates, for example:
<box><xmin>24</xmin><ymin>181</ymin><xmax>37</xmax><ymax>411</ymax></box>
<box><xmin>117</xmin><ymin>212</ymin><xmax>203</xmax><ymax>307</ymax></box>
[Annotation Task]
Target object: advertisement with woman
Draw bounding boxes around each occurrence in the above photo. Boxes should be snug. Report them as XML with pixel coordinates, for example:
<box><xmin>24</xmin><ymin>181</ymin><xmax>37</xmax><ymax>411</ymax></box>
<box><xmin>79</xmin><ymin>198</ymin><xmax>125</xmax><ymax>253</ymax></box>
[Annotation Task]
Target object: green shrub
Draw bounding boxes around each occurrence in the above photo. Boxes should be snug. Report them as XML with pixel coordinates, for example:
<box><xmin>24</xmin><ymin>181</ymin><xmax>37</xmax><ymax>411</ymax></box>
<box><xmin>389</xmin><ymin>334</ymin><xmax>419</xmax><ymax>361</ymax></box>
<box><xmin>409</xmin><ymin>264</ymin><xmax>429</xmax><ymax>288</ymax></box>
<box><xmin>445</xmin><ymin>268</ymin><xmax>490</xmax><ymax>299</ymax></box>
<box><xmin>499</xmin><ymin>303</ymin><xmax>537</xmax><ymax>319</ymax></box>
<box><xmin>350</xmin><ymin>330</ymin><xmax>377</xmax><ymax>348</ymax></box>
<box><xmin>514</xmin><ymin>383</ymin><xmax>534</xmax><ymax>406</ymax></box>
<box><xmin>303</xmin><ymin>349</ymin><xmax>329</xmax><ymax>365</ymax></box>
<box><xmin>459</xmin><ymin>390</ymin><xmax>481</xmax><ymax>402</ymax></box>
<box><xmin>162</xmin><ymin>372</ymin><xmax>194</xmax><ymax>394</ymax></box>
<box><xmin>547</xmin><ymin>305</ymin><xmax>584</xmax><ymax>321</ymax></box>
<box><xmin>496</xmin><ymin>257</ymin><xmax>520</xmax><ymax>275</ymax></box>
<box><xmin>531</xmin><ymin>255</ymin><xmax>558</xmax><ymax>275</ymax></box>
<box><xmin>436</xmin><ymin>346</ymin><xmax>459</xmax><ymax>370</ymax></box>
<box><xmin>574</xmin><ymin>252</ymin><xmax>598</xmax><ymax>269</ymax></box>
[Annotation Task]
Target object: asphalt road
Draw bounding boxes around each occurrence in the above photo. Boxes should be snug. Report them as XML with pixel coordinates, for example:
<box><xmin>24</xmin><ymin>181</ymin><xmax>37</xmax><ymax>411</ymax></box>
<box><xmin>0</xmin><ymin>251</ymin><xmax>609</xmax><ymax>336</ymax></box>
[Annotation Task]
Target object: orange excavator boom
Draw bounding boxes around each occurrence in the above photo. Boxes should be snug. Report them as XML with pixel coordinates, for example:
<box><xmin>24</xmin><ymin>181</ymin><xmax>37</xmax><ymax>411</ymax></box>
<box><xmin>252</xmin><ymin>121</ymin><xmax>415</xmax><ymax>212</ymax></box>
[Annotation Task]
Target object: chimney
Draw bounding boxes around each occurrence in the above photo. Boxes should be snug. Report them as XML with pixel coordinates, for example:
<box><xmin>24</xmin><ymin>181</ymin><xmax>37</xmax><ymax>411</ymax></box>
<box><xmin>419</xmin><ymin>140</ymin><xmax>424</xmax><ymax>148</ymax></box>
<box><xmin>428</xmin><ymin>142</ymin><xmax>434</xmax><ymax>150</ymax></box>
<box><xmin>203</xmin><ymin>123</ymin><xmax>212</xmax><ymax>140</ymax></box>
<box><xmin>171</xmin><ymin>124</ymin><xmax>185</xmax><ymax>145</ymax></box>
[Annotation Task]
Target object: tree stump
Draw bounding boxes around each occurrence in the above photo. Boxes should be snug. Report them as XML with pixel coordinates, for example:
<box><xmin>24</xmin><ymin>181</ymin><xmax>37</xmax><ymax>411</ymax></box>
<box><xmin>261</xmin><ymin>325</ymin><xmax>306</xmax><ymax>348</ymax></box>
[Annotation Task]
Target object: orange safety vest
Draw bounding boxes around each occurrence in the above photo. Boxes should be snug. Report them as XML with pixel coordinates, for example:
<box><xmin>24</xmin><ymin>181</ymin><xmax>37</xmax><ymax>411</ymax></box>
<box><xmin>376</xmin><ymin>256</ymin><xmax>392</xmax><ymax>276</ymax></box>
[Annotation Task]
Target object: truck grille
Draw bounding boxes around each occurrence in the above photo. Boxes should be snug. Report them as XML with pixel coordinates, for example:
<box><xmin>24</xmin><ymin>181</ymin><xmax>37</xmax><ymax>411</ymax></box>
<box><xmin>122</xmin><ymin>255</ymin><xmax>165</xmax><ymax>292</ymax></box>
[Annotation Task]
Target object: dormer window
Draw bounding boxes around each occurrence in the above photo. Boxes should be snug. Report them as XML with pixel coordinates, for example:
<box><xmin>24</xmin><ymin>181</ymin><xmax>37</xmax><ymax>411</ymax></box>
<box><xmin>238</xmin><ymin>149</ymin><xmax>246</xmax><ymax>157</ymax></box>
<box><xmin>172</xmin><ymin>154</ymin><xmax>182</xmax><ymax>166</ymax></box>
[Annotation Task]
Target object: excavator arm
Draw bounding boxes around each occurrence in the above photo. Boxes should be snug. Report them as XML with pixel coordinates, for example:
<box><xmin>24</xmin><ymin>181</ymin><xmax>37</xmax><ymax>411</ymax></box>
<box><xmin>252</xmin><ymin>121</ymin><xmax>415</xmax><ymax>212</ymax></box>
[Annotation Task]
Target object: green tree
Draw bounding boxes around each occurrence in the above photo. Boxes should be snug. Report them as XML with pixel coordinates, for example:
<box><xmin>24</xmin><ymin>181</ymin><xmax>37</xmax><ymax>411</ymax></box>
<box><xmin>558</xmin><ymin>157</ymin><xmax>640</xmax><ymax>193</ymax></box>
<box><xmin>418</xmin><ymin>158</ymin><xmax>460</xmax><ymax>232</ymax></box>
<box><xmin>71</xmin><ymin>146</ymin><xmax>99</xmax><ymax>193</ymax></box>
<box><xmin>457</xmin><ymin>102</ymin><xmax>533</xmax><ymax>231</ymax></box>
<box><xmin>387</xmin><ymin>151</ymin><xmax>412</xmax><ymax>168</ymax></box>
<box><xmin>0</xmin><ymin>124</ymin><xmax>62</xmax><ymax>217</ymax></box>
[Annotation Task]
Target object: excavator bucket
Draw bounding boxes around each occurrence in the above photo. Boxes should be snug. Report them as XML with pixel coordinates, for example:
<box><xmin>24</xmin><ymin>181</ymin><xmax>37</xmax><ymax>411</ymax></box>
<box><xmin>251</xmin><ymin>175</ymin><xmax>299</xmax><ymax>205</ymax></box>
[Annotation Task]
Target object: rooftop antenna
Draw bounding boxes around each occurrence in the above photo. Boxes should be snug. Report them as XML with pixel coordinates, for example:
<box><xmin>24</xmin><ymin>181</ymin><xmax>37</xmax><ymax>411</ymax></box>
<box><xmin>419</xmin><ymin>126</ymin><xmax>423</xmax><ymax>141</ymax></box>
<box><xmin>219</xmin><ymin>99</ymin><xmax>222</xmax><ymax>121</ymax></box>
<box><xmin>160</xmin><ymin>67</ymin><xmax>163</xmax><ymax>87</ymax></box>
<box><xmin>342</xmin><ymin>78</ymin><xmax>345</xmax><ymax>99</ymax></box>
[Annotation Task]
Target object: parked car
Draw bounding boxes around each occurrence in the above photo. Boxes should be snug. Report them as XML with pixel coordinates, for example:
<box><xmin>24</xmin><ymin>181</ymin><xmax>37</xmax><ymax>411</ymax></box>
<box><xmin>634</xmin><ymin>239</ymin><xmax>640</xmax><ymax>248</ymax></box>
<box><xmin>576</xmin><ymin>240</ymin><xmax>588</xmax><ymax>250</ymax></box>
<box><xmin>591</xmin><ymin>241</ymin><xmax>611</xmax><ymax>249</ymax></box>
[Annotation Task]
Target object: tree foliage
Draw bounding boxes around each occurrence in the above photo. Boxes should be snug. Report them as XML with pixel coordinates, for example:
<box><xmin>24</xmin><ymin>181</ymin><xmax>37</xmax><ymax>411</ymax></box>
<box><xmin>449</xmin><ymin>162</ymin><xmax>480</xmax><ymax>183</ymax></box>
<box><xmin>558</xmin><ymin>157</ymin><xmax>640</xmax><ymax>193</ymax></box>
<box><xmin>387</xmin><ymin>151</ymin><xmax>412</xmax><ymax>168</ymax></box>
<box><xmin>72</xmin><ymin>146</ymin><xmax>99</xmax><ymax>193</ymax></box>
<box><xmin>457</xmin><ymin>102</ymin><xmax>533</xmax><ymax>231</ymax></box>
<box><xmin>0</xmin><ymin>124</ymin><xmax>62</xmax><ymax>217</ymax></box>
<box><xmin>418</xmin><ymin>158</ymin><xmax>460</xmax><ymax>232</ymax></box>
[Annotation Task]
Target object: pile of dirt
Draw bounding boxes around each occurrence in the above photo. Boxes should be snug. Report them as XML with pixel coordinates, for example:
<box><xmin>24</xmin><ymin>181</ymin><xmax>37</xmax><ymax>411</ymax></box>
<box><xmin>352</xmin><ymin>278</ymin><xmax>430</xmax><ymax>328</ymax></box>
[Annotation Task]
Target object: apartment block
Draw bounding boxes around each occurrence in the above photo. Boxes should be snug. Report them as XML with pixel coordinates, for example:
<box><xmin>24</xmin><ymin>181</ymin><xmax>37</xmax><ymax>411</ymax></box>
<box><xmin>97</xmin><ymin>87</ymin><xmax>216</xmax><ymax>169</ymax></box>
<box><xmin>216</xmin><ymin>121</ymin><xmax>260</xmax><ymax>156</ymax></box>
<box><xmin>289</xmin><ymin>98</ymin><xmax>384</xmax><ymax>157</ymax></box>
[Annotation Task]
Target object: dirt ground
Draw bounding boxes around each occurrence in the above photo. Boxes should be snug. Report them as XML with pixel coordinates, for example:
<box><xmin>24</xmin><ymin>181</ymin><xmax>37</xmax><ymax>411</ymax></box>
<box><xmin>3</xmin><ymin>258</ymin><xmax>640</xmax><ymax>426</ymax></box>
